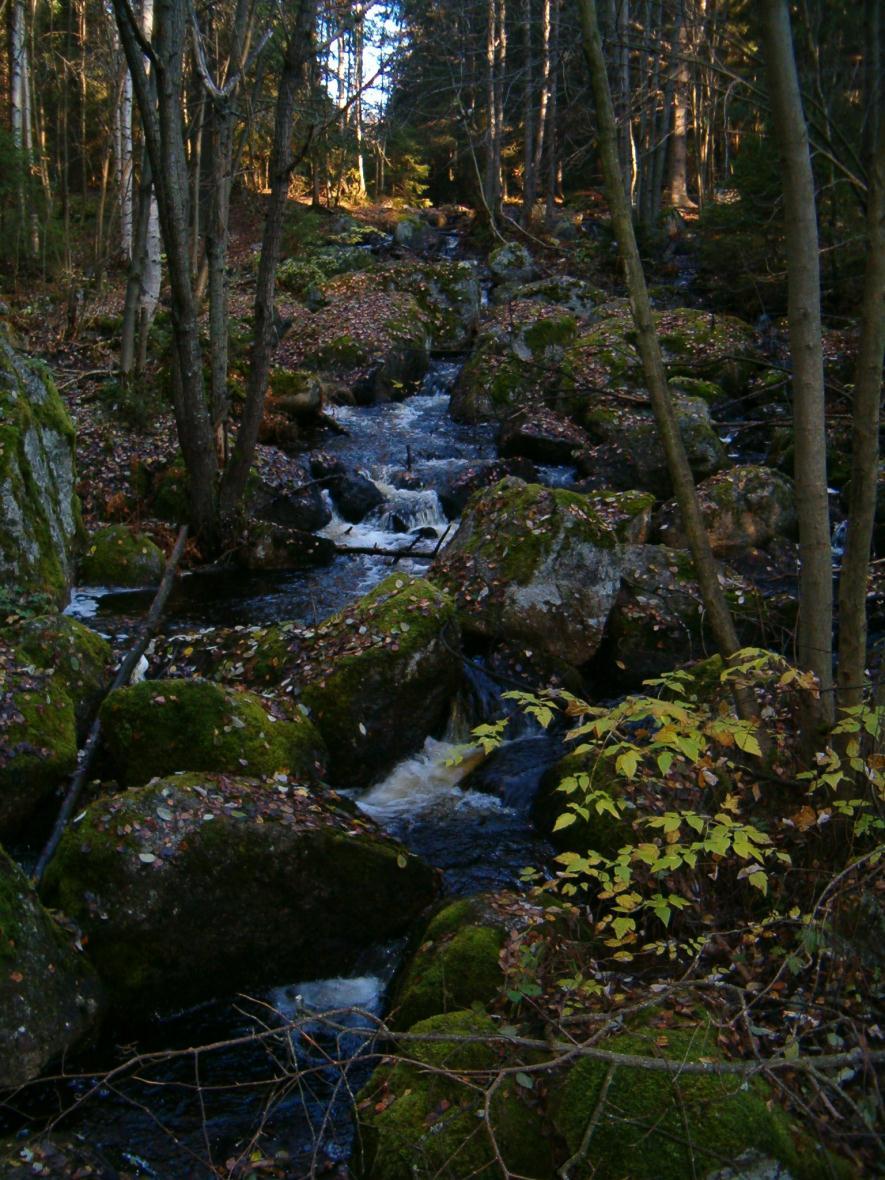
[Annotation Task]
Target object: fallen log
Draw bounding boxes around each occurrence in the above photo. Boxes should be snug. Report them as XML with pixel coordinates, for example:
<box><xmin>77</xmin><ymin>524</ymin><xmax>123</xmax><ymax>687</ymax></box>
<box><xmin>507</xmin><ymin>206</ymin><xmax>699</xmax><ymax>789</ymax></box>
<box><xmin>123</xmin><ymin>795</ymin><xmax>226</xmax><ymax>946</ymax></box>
<box><xmin>32</xmin><ymin>525</ymin><xmax>189</xmax><ymax>886</ymax></box>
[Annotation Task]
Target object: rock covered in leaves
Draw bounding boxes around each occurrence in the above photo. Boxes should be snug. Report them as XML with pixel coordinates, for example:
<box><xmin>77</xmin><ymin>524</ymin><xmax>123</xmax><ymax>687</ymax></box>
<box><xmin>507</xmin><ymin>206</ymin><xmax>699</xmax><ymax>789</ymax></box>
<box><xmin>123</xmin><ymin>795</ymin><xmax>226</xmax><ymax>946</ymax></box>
<box><xmin>431</xmin><ymin>478</ymin><xmax>622</xmax><ymax>666</ymax></box>
<box><xmin>40</xmin><ymin>773</ymin><xmax>438</xmax><ymax>1011</ymax></box>
<box><xmin>356</xmin><ymin>1010</ymin><xmax>552</xmax><ymax>1180</ymax></box>
<box><xmin>0</xmin><ymin>327</ymin><xmax>79</xmax><ymax>601</ymax></box>
<box><xmin>0</xmin><ymin>846</ymin><xmax>103</xmax><ymax>1089</ymax></box>
<box><xmin>217</xmin><ymin>575</ymin><xmax>461</xmax><ymax>786</ymax></box>
<box><xmin>498</xmin><ymin>407</ymin><xmax>593</xmax><ymax>466</ymax></box>
<box><xmin>0</xmin><ymin>1137</ymin><xmax>117</xmax><ymax>1178</ymax></box>
<box><xmin>98</xmin><ymin>678</ymin><xmax>328</xmax><ymax>787</ymax></box>
<box><xmin>503</xmin><ymin>275</ymin><xmax>604</xmax><ymax>319</ymax></box>
<box><xmin>78</xmin><ymin>524</ymin><xmax>164</xmax><ymax>586</ymax></box>
<box><xmin>656</xmin><ymin>464</ymin><xmax>797</xmax><ymax>556</ymax></box>
<box><xmin>551</xmin><ymin>1018</ymin><xmax>839</xmax><ymax>1180</ymax></box>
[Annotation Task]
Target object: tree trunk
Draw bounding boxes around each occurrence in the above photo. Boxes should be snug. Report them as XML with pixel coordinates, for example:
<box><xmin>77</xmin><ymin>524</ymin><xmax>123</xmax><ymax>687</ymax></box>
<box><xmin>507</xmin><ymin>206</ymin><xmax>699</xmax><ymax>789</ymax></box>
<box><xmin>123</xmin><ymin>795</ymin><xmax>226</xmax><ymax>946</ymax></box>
<box><xmin>666</xmin><ymin>0</ymin><xmax>693</xmax><ymax>207</ymax></box>
<box><xmin>578</xmin><ymin>0</ymin><xmax>747</xmax><ymax>677</ymax></box>
<box><xmin>522</xmin><ymin>0</ymin><xmax>536</xmax><ymax>226</ymax></box>
<box><xmin>219</xmin><ymin>0</ymin><xmax>319</xmax><ymax>523</ymax></box>
<box><xmin>836</xmin><ymin>0</ymin><xmax>884</xmax><ymax>710</ymax></box>
<box><xmin>760</xmin><ymin>0</ymin><xmax>834</xmax><ymax>722</ymax></box>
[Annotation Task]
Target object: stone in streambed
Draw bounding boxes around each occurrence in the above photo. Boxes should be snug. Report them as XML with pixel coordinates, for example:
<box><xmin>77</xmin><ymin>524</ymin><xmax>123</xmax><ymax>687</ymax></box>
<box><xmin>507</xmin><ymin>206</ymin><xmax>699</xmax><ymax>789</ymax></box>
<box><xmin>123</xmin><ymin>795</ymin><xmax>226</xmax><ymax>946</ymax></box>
<box><xmin>79</xmin><ymin>524</ymin><xmax>164</xmax><ymax>587</ymax></box>
<box><xmin>235</xmin><ymin>521</ymin><xmax>335</xmax><ymax>570</ymax></box>
<box><xmin>431</xmin><ymin>478</ymin><xmax>622</xmax><ymax>665</ymax></box>
<box><xmin>217</xmin><ymin>575</ymin><xmax>461</xmax><ymax>787</ymax></box>
<box><xmin>40</xmin><ymin>774</ymin><xmax>438</xmax><ymax>1011</ymax></box>
<box><xmin>98</xmin><ymin>678</ymin><xmax>328</xmax><ymax>787</ymax></box>
<box><xmin>0</xmin><ymin>846</ymin><xmax>103</xmax><ymax>1090</ymax></box>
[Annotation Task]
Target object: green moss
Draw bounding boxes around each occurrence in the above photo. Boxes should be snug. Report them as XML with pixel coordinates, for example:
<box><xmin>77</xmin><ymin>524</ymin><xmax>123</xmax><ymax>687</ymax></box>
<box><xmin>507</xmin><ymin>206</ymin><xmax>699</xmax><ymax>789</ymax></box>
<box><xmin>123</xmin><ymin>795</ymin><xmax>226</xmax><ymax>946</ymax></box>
<box><xmin>358</xmin><ymin>1010</ymin><xmax>551</xmax><ymax>1180</ymax></box>
<box><xmin>669</xmin><ymin>375</ymin><xmax>726</xmax><ymax>404</ymax></box>
<box><xmin>392</xmin><ymin>920</ymin><xmax>505</xmax><ymax>1029</ymax></box>
<box><xmin>552</xmin><ymin>1022</ymin><xmax>841</xmax><ymax>1180</ymax></box>
<box><xmin>99</xmin><ymin>679</ymin><xmax>328</xmax><ymax>786</ymax></box>
<box><xmin>456</xmin><ymin>480</ymin><xmax>616</xmax><ymax>588</ymax></box>
<box><xmin>523</xmin><ymin>313</ymin><xmax>578</xmax><ymax>353</ymax></box>
<box><xmin>0</xmin><ymin>671</ymin><xmax>77</xmax><ymax>836</ymax></box>
<box><xmin>80</xmin><ymin>525</ymin><xmax>164</xmax><ymax>586</ymax></box>
<box><xmin>310</xmin><ymin>333</ymin><xmax>371</xmax><ymax>370</ymax></box>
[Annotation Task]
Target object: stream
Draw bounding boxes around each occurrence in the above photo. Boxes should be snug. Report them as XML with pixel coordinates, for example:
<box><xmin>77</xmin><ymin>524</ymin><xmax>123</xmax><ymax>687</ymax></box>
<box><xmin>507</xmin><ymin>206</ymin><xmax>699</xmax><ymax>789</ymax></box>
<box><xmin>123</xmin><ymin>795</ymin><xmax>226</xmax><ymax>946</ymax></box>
<box><xmin>30</xmin><ymin>356</ymin><xmax>564</xmax><ymax>1177</ymax></box>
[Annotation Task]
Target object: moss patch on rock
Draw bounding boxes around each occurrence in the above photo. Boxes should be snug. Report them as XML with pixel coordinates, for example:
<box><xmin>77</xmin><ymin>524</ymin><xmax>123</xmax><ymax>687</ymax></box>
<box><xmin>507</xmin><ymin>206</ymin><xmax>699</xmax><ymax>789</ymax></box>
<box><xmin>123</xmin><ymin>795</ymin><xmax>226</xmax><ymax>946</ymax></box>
<box><xmin>357</xmin><ymin>1010</ymin><xmax>551</xmax><ymax>1180</ymax></box>
<box><xmin>0</xmin><ymin>635</ymin><xmax>77</xmax><ymax>838</ymax></box>
<box><xmin>552</xmin><ymin>1020</ymin><xmax>839</xmax><ymax>1180</ymax></box>
<box><xmin>431</xmin><ymin>478</ymin><xmax>622</xmax><ymax>665</ymax></box>
<box><xmin>0</xmin><ymin>846</ymin><xmax>103</xmax><ymax>1089</ymax></box>
<box><xmin>390</xmin><ymin>899</ymin><xmax>506</xmax><ymax>1029</ymax></box>
<box><xmin>40</xmin><ymin>773</ymin><xmax>438</xmax><ymax>1010</ymax></box>
<box><xmin>216</xmin><ymin>575</ymin><xmax>460</xmax><ymax>787</ymax></box>
<box><xmin>79</xmin><ymin>524</ymin><xmax>164</xmax><ymax>586</ymax></box>
<box><xmin>99</xmin><ymin>678</ymin><xmax>327</xmax><ymax>786</ymax></box>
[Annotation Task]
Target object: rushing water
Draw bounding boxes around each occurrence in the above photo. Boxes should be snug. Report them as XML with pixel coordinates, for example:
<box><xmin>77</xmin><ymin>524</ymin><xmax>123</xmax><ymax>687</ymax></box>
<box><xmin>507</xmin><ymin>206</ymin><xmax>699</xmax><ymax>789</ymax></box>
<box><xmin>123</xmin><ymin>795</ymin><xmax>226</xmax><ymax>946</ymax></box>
<box><xmin>42</xmin><ymin>355</ymin><xmax>570</xmax><ymax>1176</ymax></box>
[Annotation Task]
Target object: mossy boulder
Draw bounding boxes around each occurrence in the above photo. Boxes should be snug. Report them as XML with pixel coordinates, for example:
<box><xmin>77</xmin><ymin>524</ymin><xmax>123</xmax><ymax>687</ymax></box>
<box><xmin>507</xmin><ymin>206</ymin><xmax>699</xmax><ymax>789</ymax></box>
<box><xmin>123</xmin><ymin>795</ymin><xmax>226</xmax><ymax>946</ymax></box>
<box><xmin>296</xmin><ymin>282</ymin><xmax>431</xmax><ymax>403</ymax></box>
<box><xmin>379</xmin><ymin>260</ymin><xmax>481</xmax><ymax>351</ymax></box>
<box><xmin>450</xmin><ymin>306</ymin><xmax>580</xmax><ymax>423</ymax></box>
<box><xmin>390</xmin><ymin>898</ymin><xmax>507</xmax><ymax>1030</ymax></box>
<box><xmin>0</xmin><ymin>847</ymin><xmax>103</xmax><ymax>1089</ymax></box>
<box><xmin>2</xmin><ymin>614</ymin><xmax>113</xmax><ymax>738</ymax></box>
<box><xmin>506</xmin><ymin>275</ymin><xmax>604</xmax><ymax>319</ymax></box>
<box><xmin>79</xmin><ymin>524</ymin><xmax>164</xmax><ymax>586</ymax></box>
<box><xmin>656</xmin><ymin>464</ymin><xmax>797</xmax><ymax>556</ymax></box>
<box><xmin>488</xmin><ymin>241</ymin><xmax>537</xmax><ymax>284</ymax></box>
<box><xmin>551</xmin><ymin>1019</ymin><xmax>839</xmax><ymax>1179</ymax></box>
<box><xmin>565</xmin><ymin>304</ymin><xmax>761</xmax><ymax>401</ymax></box>
<box><xmin>356</xmin><ymin>1010</ymin><xmax>552</xmax><ymax>1180</ymax></box>
<box><xmin>99</xmin><ymin>678</ymin><xmax>328</xmax><ymax>787</ymax></box>
<box><xmin>0</xmin><ymin>636</ymin><xmax>77</xmax><ymax>838</ymax></box>
<box><xmin>217</xmin><ymin>576</ymin><xmax>461</xmax><ymax>786</ymax></box>
<box><xmin>577</xmin><ymin>489</ymin><xmax>655</xmax><ymax>543</ymax></box>
<box><xmin>578</xmin><ymin>393</ymin><xmax>728</xmax><ymax>498</ymax></box>
<box><xmin>40</xmin><ymin>774</ymin><xmax>438</xmax><ymax>1011</ymax></box>
<box><xmin>0</xmin><ymin>328</ymin><xmax>79</xmax><ymax>602</ymax></box>
<box><xmin>431</xmin><ymin>478</ymin><xmax>622</xmax><ymax>665</ymax></box>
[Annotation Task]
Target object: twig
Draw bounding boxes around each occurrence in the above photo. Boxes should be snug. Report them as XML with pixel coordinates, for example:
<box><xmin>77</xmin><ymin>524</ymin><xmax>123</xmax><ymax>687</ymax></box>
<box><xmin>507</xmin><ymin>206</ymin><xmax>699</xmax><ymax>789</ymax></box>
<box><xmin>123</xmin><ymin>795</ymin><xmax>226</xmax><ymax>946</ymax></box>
<box><xmin>32</xmin><ymin>525</ymin><xmax>189</xmax><ymax>886</ymax></box>
<box><xmin>559</xmin><ymin>1063</ymin><xmax>616</xmax><ymax>1179</ymax></box>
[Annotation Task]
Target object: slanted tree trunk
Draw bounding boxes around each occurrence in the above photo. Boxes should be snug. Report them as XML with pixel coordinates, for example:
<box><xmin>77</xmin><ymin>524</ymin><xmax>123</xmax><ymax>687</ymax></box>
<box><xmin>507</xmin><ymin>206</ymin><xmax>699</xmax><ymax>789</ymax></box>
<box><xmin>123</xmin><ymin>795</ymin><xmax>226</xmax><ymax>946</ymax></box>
<box><xmin>837</xmin><ymin>0</ymin><xmax>885</xmax><ymax>711</ymax></box>
<box><xmin>578</xmin><ymin>0</ymin><xmax>749</xmax><ymax>682</ymax></box>
<box><xmin>760</xmin><ymin>0</ymin><xmax>834</xmax><ymax>722</ymax></box>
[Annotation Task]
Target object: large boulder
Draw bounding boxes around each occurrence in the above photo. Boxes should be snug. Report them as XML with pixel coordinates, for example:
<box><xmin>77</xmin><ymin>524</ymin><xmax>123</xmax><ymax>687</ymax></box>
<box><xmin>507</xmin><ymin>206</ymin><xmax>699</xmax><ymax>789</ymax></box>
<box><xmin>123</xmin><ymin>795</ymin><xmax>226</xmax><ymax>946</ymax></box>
<box><xmin>431</xmin><ymin>478</ymin><xmax>622</xmax><ymax>665</ymax></box>
<box><xmin>280</xmin><ymin>277</ymin><xmax>430</xmax><ymax>403</ymax></box>
<box><xmin>235</xmin><ymin>521</ymin><xmax>335</xmax><ymax>571</ymax></box>
<box><xmin>40</xmin><ymin>774</ymin><xmax>438</xmax><ymax>1011</ymax></box>
<box><xmin>498</xmin><ymin>407</ymin><xmax>593</xmax><ymax>466</ymax></box>
<box><xmin>450</xmin><ymin>305</ymin><xmax>580</xmax><ymax>423</ymax></box>
<box><xmin>356</xmin><ymin>1010</ymin><xmax>552</xmax><ymax>1180</ymax></box>
<box><xmin>0</xmin><ymin>847</ymin><xmax>103</xmax><ymax>1089</ymax></box>
<box><xmin>389</xmin><ymin>897</ymin><xmax>508</xmax><ymax>1030</ymax></box>
<box><xmin>566</xmin><ymin>303</ymin><xmax>761</xmax><ymax>398</ymax></box>
<box><xmin>578</xmin><ymin>392</ymin><xmax>728</xmax><ymax>498</ymax></box>
<box><xmin>0</xmin><ymin>329</ymin><xmax>78</xmax><ymax>601</ymax></box>
<box><xmin>551</xmin><ymin>1018</ymin><xmax>838</xmax><ymax>1180</ymax></box>
<box><xmin>656</xmin><ymin>464</ymin><xmax>797</xmax><ymax>556</ymax></box>
<box><xmin>379</xmin><ymin>260</ymin><xmax>481</xmax><ymax>351</ymax></box>
<box><xmin>99</xmin><ymin>678</ymin><xmax>328</xmax><ymax>787</ymax></box>
<box><xmin>488</xmin><ymin>241</ymin><xmax>537</xmax><ymax>285</ymax></box>
<box><xmin>217</xmin><ymin>575</ymin><xmax>461</xmax><ymax>786</ymax></box>
<box><xmin>79</xmin><ymin>524</ymin><xmax>164</xmax><ymax>586</ymax></box>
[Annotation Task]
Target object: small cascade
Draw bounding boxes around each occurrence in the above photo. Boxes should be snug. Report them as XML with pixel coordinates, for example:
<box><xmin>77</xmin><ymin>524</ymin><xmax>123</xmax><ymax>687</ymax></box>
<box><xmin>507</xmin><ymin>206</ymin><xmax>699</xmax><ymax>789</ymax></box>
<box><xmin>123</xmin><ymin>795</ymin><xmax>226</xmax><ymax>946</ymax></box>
<box><xmin>367</xmin><ymin>484</ymin><xmax>449</xmax><ymax>535</ymax></box>
<box><xmin>357</xmin><ymin>737</ymin><xmax>489</xmax><ymax>822</ymax></box>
